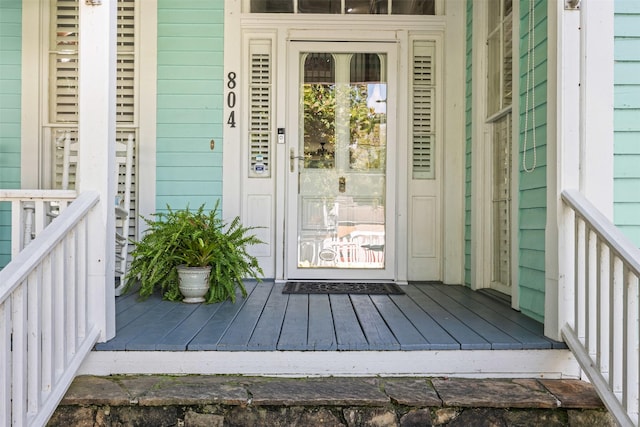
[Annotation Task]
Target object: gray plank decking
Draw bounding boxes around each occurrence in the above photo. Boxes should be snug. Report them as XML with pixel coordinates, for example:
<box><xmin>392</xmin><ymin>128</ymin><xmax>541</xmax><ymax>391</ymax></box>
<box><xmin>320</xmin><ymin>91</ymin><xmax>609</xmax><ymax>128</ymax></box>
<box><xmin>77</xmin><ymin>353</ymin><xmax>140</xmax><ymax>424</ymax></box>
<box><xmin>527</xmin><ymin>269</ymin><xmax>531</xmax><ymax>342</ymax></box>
<box><xmin>95</xmin><ymin>282</ymin><xmax>566</xmax><ymax>351</ymax></box>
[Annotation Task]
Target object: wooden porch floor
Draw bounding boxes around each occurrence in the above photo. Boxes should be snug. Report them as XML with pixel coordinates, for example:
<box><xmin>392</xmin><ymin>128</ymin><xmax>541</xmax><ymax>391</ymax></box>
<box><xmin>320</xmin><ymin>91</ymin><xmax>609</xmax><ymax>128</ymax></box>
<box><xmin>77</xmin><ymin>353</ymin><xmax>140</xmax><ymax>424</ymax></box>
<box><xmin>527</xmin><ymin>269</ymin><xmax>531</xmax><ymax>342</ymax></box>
<box><xmin>96</xmin><ymin>282</ymin><xmax>566</xmax><ymax>352</ymax></box>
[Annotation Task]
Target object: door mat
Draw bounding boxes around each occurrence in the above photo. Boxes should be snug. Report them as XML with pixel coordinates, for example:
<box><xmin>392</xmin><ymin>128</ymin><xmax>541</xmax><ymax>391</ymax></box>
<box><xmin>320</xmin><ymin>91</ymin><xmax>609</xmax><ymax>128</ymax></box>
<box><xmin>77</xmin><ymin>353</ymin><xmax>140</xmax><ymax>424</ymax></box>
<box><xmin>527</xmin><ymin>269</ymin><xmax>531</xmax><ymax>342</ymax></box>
<box><xmin>283</xmin><ymin>282</ymin><xmax>405</xmax><ymax>295</ymax></box>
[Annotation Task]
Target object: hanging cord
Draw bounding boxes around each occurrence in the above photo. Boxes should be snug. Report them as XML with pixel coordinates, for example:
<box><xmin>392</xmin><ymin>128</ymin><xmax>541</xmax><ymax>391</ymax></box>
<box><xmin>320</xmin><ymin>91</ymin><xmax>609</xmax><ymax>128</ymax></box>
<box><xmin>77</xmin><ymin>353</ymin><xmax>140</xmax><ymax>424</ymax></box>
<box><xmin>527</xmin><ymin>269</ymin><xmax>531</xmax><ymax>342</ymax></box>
<box><xmin>523</xmin><ymin>0</ymin><xmax>537</xmax><ymax>173</ymax></box>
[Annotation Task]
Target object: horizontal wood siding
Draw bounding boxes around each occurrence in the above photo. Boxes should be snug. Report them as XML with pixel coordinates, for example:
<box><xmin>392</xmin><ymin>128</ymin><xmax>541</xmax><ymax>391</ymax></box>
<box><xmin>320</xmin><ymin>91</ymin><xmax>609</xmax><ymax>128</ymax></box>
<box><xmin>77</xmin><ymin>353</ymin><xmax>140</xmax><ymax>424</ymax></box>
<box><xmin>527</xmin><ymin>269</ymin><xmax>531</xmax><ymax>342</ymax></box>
<box><xmin>0</xmin><ymin>0</ymin><xmax>21</xmax><ymax>268</ymax></box>
<box><xmin>614</xmin><ymin>0</ymin><xmax>640</xmax><ymax>246</ymax></box>
<box><xmin>517</xmin><ymin>0</ymin><xmax>547</xmax><ymax>322</ymax></box>
<box><xmin>156</xmin><ymin>0</ymin><xmax>223</xmax><ymax>213</ymax></box>
<box><xmin>464</xmin><ymin>0</ymin><xmax>473</xmax><ymax>286</ymax></box>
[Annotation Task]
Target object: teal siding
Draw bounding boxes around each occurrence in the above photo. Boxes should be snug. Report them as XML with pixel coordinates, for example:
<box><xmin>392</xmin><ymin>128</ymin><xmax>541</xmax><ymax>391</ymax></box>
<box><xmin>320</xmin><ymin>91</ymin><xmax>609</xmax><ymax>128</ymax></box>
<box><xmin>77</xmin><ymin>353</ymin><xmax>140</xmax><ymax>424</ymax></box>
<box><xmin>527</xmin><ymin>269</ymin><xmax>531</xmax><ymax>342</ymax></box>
<box><xmin>0</xmin><ymin>0</ymin><xmax>21</xmax><ymax>268</ymax></box>
<box><xmin>464</xmin><ymin>0</ymin><xmax>473</xmax><ymax>286</ymax></box>
<box><xmin>156</xmin><ymin>0</ymin><xmax>224</xmax><ymax>213</ymax></box>
<box><xmin>518</xmin><ymin>0</ymin><xmax>547</xmax><ymax>322</ymax></box>
<box><xmin>463</xmin><ymin>0</ymin><xmax>547</xmax><ymax>321</ymax></box>
<box><xmin>614</xmin><ymin>0</ymin><xmax>640</xmax><ymax>246</ymax></box>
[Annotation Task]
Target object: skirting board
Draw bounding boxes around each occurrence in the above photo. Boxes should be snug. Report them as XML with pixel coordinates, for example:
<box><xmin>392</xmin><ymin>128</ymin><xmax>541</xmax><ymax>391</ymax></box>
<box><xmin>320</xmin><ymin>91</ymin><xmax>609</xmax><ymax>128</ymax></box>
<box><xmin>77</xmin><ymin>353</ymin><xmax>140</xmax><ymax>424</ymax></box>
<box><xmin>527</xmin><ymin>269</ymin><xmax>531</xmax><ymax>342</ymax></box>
<box><xmin>78</xmin><ymin>349</ymin><xmax>581</xmax><ymax>379</ymax></box>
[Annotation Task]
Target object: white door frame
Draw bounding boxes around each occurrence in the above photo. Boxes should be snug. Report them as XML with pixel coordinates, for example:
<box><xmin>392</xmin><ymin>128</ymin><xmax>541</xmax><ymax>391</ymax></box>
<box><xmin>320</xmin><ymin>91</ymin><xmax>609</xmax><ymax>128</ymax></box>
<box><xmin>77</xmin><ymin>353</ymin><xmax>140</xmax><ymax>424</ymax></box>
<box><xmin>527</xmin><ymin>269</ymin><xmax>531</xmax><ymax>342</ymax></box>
<box><xmin>284</xmin><ymin>40</ymin><xmax>399</xmax><ymax>282</ymax></box>
<box><xmin>223</xmin><ymin>8</ymin><xmax>466</xmax><ymax>286</ymax></box>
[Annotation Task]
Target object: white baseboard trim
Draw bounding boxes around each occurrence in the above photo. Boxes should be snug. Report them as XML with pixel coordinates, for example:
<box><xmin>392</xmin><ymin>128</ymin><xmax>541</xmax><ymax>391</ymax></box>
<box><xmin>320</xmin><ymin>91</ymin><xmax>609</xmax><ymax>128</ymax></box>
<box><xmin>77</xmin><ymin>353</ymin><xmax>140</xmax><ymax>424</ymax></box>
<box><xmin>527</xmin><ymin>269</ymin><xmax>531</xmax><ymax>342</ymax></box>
<box><xmin>79</xmin><ymin>349</ymin><xmax>580</xmax><ymax>379</ymax></box>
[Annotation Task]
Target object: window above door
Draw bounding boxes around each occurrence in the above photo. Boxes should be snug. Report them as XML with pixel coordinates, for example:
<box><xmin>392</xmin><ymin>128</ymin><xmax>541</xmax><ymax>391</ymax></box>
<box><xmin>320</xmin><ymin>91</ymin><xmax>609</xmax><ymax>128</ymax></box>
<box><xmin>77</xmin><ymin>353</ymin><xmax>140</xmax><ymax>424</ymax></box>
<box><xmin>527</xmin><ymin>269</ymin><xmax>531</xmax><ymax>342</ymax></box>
<box><xmin>247</xmin><ymin>0</ymin><xmax>438</xmax><ymax>15</ymax></box>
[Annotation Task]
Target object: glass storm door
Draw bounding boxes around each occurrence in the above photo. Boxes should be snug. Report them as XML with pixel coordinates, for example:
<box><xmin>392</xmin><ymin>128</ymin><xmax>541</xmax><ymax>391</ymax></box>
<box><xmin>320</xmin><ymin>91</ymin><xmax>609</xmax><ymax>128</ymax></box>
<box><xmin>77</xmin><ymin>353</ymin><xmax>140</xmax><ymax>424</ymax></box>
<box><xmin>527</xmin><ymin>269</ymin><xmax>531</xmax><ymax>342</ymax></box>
<box><xmin>286</xmin><ymin>42</ymin><xmax>396</xmax><ymax>281</ymax></box>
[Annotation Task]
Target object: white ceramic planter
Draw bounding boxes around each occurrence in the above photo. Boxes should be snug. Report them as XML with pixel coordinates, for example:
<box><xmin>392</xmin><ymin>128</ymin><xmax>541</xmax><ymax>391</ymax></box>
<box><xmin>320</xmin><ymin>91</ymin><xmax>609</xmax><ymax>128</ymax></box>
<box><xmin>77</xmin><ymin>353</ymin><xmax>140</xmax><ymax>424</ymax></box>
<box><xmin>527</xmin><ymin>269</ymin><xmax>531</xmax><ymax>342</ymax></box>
<box><xmin>176</xmin><ymin>265</ymin><xmax>212</xmax><ymax>303</ymax></box>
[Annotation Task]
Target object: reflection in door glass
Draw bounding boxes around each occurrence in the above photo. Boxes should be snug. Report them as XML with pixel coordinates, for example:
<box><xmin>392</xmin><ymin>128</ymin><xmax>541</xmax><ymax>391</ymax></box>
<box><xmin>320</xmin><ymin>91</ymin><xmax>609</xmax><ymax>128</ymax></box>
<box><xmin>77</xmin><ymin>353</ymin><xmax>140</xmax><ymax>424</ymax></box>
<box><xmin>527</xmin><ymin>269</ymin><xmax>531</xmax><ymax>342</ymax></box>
<box><xmin>298</xmin><ymin>52</ymin><xmax>387</xmax><ymax>269</ymax></box>
<box><xmin>349</xmin><ymin>53</ymin><xmax>386</xmax><ymax>171</ymax></box>
<box><xmin>303</xmin><ymin>53</ymin><xmax>335</xmax><ymax>168</ymax></box>
<box><xmin>345</xmin><ymin>0</ymin><xmax>388</xmax><ymax>14</ymax></box>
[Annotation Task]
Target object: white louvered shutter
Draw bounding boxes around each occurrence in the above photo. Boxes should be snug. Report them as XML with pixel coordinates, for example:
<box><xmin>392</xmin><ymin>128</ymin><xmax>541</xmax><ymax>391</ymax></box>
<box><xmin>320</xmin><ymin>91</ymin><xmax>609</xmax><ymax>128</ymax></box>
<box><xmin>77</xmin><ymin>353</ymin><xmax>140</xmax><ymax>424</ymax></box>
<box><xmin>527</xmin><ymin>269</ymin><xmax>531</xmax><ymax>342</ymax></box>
<box><xmin>51</xmin><ymin>0</ymin><xmax>79</xmax><ymax>125</ymax></box>
<box><xmin>492</xmin><ymin>114</ymin><xmax>511</xmax><ymax>288</ymax></box>
<box><xmin>487</xmin><ymin>0</ymin><xmax>512</xmax><ymax>290</ymax></box>
<box><xmin>50</xmin><ymin>0</ymin><xmax>79</xmax><ymax>189</ymax></box>
<box><xmin>411</xmin><ymin>41</ymin><xmax>436</xmax><ymax>179</ymax></box>
<box><xmin>115</xmin><ymin>0</ymin><xmax>137</xmax><ymax>246</ymax></box>
<box><xmin>117</xmin><ymin>0</ymin><xmax>135</xmax><ymax>124</ymax></box>
<box><xmin>248</xmin><ymin>40</ymin><xmax>272</xmax><ymax>178</ymax></box>
<box><xmin>49</xmin><ymin>0</ymin><xmax>138</xmax><ymax>245</ymax></box>
<box><xmin>50</xmin><ymin>0</ymin><xmax>137</xmax><ymax>186</ymax></box>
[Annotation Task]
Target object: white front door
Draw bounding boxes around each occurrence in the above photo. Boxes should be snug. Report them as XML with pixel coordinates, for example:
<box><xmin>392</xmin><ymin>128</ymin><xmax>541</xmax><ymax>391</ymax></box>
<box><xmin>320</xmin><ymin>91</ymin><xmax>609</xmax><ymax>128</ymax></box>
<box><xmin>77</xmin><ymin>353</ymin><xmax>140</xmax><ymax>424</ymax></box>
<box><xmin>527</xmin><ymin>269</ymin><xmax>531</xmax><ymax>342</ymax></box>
<box><xmin>286</xmin><ymin>42</ymin><xmax>397</xmax><ymax>281</ymax></box>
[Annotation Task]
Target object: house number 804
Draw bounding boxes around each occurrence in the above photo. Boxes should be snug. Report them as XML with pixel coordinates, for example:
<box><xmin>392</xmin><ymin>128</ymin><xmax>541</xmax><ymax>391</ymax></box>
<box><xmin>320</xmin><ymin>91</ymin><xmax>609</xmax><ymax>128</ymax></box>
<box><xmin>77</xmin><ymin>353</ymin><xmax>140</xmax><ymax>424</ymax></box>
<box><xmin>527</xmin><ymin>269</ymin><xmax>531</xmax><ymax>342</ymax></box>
<box><xmin>227</xmin><ymin>72</ymin><xmax>237</xmax><ymax>128</ymax></box>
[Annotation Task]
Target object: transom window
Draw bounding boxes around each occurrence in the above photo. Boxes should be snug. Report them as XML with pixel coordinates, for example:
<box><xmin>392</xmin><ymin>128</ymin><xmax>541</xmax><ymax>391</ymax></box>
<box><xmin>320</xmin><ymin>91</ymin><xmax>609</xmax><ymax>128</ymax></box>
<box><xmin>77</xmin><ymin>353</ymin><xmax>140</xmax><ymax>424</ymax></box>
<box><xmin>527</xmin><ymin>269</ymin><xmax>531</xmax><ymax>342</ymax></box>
<box><xmin>249</xmin><ymin>0</ymin><xmax>436</xmax><ymax>15</ymax></box>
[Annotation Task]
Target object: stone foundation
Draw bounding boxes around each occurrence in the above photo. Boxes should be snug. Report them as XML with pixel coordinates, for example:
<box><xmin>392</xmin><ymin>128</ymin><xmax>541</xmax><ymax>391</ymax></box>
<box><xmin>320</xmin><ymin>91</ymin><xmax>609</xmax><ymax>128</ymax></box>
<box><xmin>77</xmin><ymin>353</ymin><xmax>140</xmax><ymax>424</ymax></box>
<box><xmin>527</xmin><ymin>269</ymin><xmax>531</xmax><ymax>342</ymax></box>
<box><xmin>49</xmin><ymin>376</ymin><xmax>615</xmax><ymax>427</ymax></box>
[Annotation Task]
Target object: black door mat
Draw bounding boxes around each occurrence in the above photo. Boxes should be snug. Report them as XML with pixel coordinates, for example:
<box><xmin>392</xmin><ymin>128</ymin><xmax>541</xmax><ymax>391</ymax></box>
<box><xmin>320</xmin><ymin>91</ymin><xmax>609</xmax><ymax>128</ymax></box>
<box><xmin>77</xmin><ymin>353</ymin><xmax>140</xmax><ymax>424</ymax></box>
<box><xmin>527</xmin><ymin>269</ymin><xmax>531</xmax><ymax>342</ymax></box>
<box><xmin>283</xmin><ymin>282</ymin><xmax>405</xmax><ymax>295</ymax></box>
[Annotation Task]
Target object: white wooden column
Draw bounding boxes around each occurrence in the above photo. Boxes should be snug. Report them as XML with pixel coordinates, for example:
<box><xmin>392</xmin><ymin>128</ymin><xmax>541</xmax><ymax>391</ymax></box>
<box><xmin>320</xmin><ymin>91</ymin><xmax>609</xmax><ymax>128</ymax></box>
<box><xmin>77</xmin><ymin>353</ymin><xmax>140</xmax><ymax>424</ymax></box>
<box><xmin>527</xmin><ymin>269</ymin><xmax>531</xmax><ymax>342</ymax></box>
<box><xmin>546</xmin><ymin>0</ymin><xmax>615</xmax><ymax>340</ymax></box>
<box><xmin>443</xmin><ymin>0</ymin><xmax>465</xmax><ymax>285</ymax></box>
<box><xmin>580</xmin><ymin>0</ymin><xmax>614</xmax><ymax>218</ymax></box>
<box><xmin>470</xmin><ymin>3</ymin><xmax>490</xmax><ymax>290</ymax></box>
<box><xmin>78</xmin><ymin>0</ymin><xmax>117</xmax><ymax>341</ymax></box>
<box><xmin>546</xmin><ymin>0</ymin><xmax>581</xmax><ymax>340</ymax></box>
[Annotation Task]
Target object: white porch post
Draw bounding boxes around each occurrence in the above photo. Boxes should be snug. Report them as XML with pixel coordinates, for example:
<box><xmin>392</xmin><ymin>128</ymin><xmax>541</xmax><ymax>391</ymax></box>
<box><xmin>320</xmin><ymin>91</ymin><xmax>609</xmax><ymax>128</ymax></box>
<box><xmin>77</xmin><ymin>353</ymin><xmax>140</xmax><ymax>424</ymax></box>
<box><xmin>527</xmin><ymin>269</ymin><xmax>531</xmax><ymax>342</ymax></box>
<box><xmin>546</xmin><ymin>1</ymin><xmax>580</xmax><ymax>340</ymax></box>
<box><xmin>546</xmin><ymin>0</ymin><xmax>614</xmax><ymax>340</ymax></box>
<box><xmin>580</xmin><ymin>0</ymin><xmax>614</xmax><ymax>217</ymax></box>
<box><xmin>78</xmin><ymin>0</ymin><xmax>117</xmax><ymax>341</ymax></box>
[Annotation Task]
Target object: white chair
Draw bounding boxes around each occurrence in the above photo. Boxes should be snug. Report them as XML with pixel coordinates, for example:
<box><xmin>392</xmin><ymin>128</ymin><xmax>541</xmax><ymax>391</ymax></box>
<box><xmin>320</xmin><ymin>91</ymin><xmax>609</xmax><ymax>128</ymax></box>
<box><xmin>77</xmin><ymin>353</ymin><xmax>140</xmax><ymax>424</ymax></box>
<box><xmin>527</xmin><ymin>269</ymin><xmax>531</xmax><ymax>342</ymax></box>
<box><xmin>60</xmin><ymin>132</ymin><xmax>78</xmax><ymax>191</ymax></box>
<box><xmin>54</xmin><ymin>132</ymin><xmax>134</xmax><ymax>295</ymax></box>
<box><xmin>114</xmin><ymin>134</ymin><xmax>134</xmax><ymax>296</ymax></box>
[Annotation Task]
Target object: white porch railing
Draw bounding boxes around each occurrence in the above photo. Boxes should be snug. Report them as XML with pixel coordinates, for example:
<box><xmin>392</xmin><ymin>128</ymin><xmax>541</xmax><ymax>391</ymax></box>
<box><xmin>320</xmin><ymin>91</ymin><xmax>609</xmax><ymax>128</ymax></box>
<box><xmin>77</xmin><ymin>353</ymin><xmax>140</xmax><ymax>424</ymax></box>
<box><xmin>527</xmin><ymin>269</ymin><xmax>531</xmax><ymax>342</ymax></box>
<box><xmin>0</xmin><ymin>191</ymin><xmax>102</xmax><ymax>427</ymax></box>
<box><xmin>561</xmin><ymin>189</ymin><xmax>640</xmax><ymax>427</ymax></box>
<box><xmin>0</xmin><ymin>189</ymin><xmax>78</xmax><ymax>257</ymax></box>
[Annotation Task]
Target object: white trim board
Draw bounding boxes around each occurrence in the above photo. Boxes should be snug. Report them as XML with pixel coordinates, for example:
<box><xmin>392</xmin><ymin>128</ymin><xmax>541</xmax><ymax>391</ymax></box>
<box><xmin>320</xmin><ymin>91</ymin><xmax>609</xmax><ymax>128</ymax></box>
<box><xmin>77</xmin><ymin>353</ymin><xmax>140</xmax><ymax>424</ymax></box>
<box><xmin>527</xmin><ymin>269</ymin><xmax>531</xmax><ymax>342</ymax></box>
<box><xmin>79</xmin><ymin>349</ymin><xmax>580</xmax><ymax>379</ymax></box>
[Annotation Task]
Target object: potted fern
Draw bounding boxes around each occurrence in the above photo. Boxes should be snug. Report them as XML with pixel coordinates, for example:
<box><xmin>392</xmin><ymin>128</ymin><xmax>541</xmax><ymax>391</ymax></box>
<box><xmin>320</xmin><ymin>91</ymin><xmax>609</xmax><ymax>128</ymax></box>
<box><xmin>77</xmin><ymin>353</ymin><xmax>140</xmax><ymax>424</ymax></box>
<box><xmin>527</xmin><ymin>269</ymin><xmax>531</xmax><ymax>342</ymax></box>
<box><xmin>124</xmin><ymin>203</ymin><xmax>263</xmax><ymax>303</ymax></box>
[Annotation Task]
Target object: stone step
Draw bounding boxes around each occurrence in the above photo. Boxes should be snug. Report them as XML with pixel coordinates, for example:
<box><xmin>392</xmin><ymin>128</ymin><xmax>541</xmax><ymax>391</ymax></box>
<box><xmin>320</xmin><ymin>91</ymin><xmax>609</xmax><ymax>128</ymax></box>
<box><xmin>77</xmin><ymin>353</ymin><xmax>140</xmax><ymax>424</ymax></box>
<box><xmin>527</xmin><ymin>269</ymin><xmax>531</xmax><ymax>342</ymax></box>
<box><xmin>50</xmin><ymin>375</ymin><xmax>614</xmax><ymax>426</ymax></box>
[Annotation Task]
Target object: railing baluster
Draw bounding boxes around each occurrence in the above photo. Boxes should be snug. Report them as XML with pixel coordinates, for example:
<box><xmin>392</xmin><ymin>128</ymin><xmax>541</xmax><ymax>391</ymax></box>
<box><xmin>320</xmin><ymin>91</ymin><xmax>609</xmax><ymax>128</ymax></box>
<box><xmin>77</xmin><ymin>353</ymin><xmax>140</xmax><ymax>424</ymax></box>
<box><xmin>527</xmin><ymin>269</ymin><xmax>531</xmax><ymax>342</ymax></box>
<box><xmin>587</xmin><ymin>221</ymin><xmax>598</xmax><ymax>354</ymax></box>
<box><xmin>11</xmin><ymin>286</ymin><xmax>28</xmax><ymax>427</ymax></box>
<box><xmin>77</xmin><ymin>218</ymin><xmax>88</xmax><ymax>339</ymax></box>
<box><xmin>27</xmin><ymin>268</ymin><xmax>42</xmax><ymax>418</ymax></box>
<box><xmin>561</xmin><ymin>189</ymin><xmax>640</xmax><ymax>427</ymax></box>
<box><xmin>598</xmin><ymin>240</ymin><xmax>610</xmax><ymax>378</ymax></box>
<box><xmin>11</xmin><ymin>200</ymin><xmax>24</xmax><ymax>256</ymax></box>
<box><xmin>624</xmin><ymin>271</ymin><xmax>639</xmax><ymax>420</ymax></box>
<box><xmin>41</xmin><ymin>253</ymin><xmax>54</xmax><ymax>397</ymax></box>
<box><xmin>0</xmin><ymin>298</ymin><xmax>12</xmax><ymax>426</ymax></box>
<box><xmin>65</xmin><ymin>231</ymin><xmax>78</xmax><ymax>357</ymax></box>
<box><xmin>53</xmin><ymin>246</ymin><xmax>65</xmax><ymax>382</ymax></box>
<box><xmin>576</xmin><ymin>217</ymin><xmax>586</xmax><ymax>340</ymax></box>
<box><xmin>34</xmin><ymin>200</ymin><xmax>47</xmax><ymax>237</ymax></box>
<box><xmin>23</xmin><ymin>202</ymin><xmax>35</xmax><ymax>248</ymax></box>
<box><xmin>611</xmin><ymin>257</ymin><xmax>624</xmax><ymax>400</ymax></box>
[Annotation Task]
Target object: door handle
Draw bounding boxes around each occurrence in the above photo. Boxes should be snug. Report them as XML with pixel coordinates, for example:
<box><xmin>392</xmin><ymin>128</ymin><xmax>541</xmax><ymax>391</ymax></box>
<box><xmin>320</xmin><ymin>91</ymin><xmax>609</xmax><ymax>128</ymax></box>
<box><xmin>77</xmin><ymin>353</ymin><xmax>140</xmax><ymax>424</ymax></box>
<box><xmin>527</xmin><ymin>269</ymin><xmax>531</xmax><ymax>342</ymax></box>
<box><xmin>290</xmin><ymin>148</ymin><xmax>304</xmax><ymax>172</ymax></box>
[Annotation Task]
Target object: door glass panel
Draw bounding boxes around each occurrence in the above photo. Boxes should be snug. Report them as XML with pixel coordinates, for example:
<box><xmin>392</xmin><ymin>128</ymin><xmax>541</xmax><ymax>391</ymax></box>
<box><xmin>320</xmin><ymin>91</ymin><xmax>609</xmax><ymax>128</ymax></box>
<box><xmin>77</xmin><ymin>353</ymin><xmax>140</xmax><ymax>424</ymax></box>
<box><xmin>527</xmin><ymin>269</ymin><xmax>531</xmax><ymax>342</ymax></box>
<box><xmin>303</xmin><ymin>54</ymin><xmax>335</xmax><ymax>168</ymax></box>
<box><xmin>298</xmin><ymin>51</ymin><xmax>387</xmax><ymax>269</ymax></box>
<box><xmin>391</xmin><ymin>0</ymin><xmax>435</xmax><ymax>15</ymax></box>
<box><xmin>250</xmin><ymin>0</ymin><xmax>293</xmax><ymax>13</ymax></box>
<box><xmin>349</xmin><ymin>54</ymin><xmax>385</xmax><ymax>171</ymax></box>
<box><xmin>299</xmin><ymin>0</ymin><xmax>341</xmax><ymax>13</ymax></box>
<box><xmin>345</xmin><ymin>0</ymin><xmax>388</xmax><ymax>14</ymax></box>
